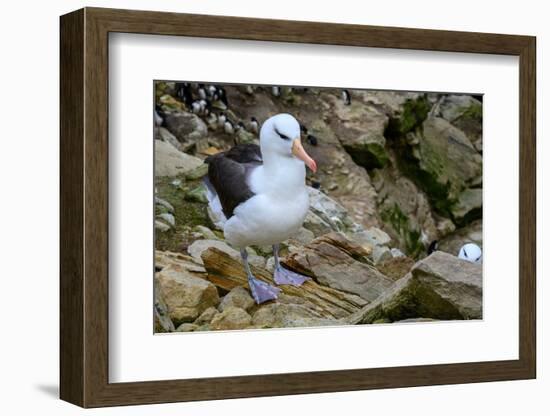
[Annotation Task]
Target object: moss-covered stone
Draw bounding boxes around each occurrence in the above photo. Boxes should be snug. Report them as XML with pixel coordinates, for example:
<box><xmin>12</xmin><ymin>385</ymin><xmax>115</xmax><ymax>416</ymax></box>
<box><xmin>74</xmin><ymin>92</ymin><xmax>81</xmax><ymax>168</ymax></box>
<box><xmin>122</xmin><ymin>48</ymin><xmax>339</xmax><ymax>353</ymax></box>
<box><xmin>380</xmin><ymin>203</ymin><xmax>424</xmax><ymax>259</ymax></box>
<box><xmin>385</xmin><ymin>95</ymin><xmax>431</xmax><ymax>137</ymax></box>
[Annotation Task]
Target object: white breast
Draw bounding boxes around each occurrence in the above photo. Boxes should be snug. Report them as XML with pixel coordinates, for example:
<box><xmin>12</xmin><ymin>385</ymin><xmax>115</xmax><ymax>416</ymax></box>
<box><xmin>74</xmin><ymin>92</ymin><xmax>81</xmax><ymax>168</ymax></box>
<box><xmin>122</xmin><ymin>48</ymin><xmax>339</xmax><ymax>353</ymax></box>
<box><xmin>223</xmin><ymin>159</ymin><xmax>310</xmax><ymax>248</ymax></box>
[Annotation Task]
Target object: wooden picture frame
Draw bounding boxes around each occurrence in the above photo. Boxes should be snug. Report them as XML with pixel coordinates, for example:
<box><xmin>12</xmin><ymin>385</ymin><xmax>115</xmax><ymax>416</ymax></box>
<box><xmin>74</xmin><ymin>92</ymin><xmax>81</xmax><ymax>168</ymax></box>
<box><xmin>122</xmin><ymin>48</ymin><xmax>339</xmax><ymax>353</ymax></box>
<box><xmin>60</xmin><ymin>7</ymin><xmax>536</xmax><ymax>408</ymax></box>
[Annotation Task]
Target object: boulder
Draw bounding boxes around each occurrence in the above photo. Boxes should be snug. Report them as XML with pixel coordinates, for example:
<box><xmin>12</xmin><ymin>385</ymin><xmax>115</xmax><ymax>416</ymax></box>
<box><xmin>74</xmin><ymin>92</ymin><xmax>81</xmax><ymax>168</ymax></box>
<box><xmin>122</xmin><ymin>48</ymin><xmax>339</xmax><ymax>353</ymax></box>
<box><xmin>154</xmin><ymin>278</ymin><xmax>175</xmax><ymax>333</ymax></box>
<box><xmin>157</xmin><ymin>212</ymin><xmax>175</xmax><ymax>228</ymax></box>
<box><xmin>218</xmin><ymin>286</ymin><xmax>255</xmax><ymax>312</ymax></box>
<box><xmin>345</xmin><ymin>273</ymin><xmax>463</xmax><ymax>324</ymax></box>
<box><xmin>396</xmin><ymin>117</ymin><xmax>482</xmax><ymax>216</ymax></box>
<box><xmin>155</xmin><ymin>220</ymin><xmax>171</xmax><ymax>232</ymax></box>
<box><xmin>154</xmin><ymin>140</ymin><xmax>203</xmax><ymax>177</ymax></box>
<box><xmin>193</xmin><ymin>306</ymin><xmax>219</xmax><ymax>325</ymax></box>
<box><xmin>176</xmin><ymin>323</ymin><xmax>198</xmax><ymax>332</ymax></box>
<box><xmin>307</xmin><ymin>187</ymin><xmax>362</xmax><ymax>233</ymax></box>
<box><xmin>156</xmin><ymin>126</ymin><xmax>181</xmax><ymax>149</ymax></box>
<box><xmin>202</xmin><ymin>247</ymin><xmax>368</xmax><ymax>319</ymax></box>
<box><xmin>210</xmin><ymin>306</ymin><xmax>252</xmax><ymax>330</ymax></box>
<box><xmin>284</xmin><ymin>233</ymin><xmax>394</xmax><ymax>302</ymax></box>
<box><xmin>411</xmin><ymin>251</ymin><xmax>482</xmax><ymax>319</ymax></box>
<box><xmin>438</xmin><ymin>220</ymin><xmax>482</xmax><ymax>256</ymax></box>
<box><xmin>156</xmin><ymin>264</ymin><xmax>220</xmax><ymax>325</ymax></box>
<box><xmin>188</xmin><ymin>239</ymin><xmax>265</xmax><ymax>268</ymax></box>
<box><xmin>450</xmin><ymin>188</ymin><xmax>482</xmax><ymax>225</ymax></box>
<box><xmin>252</xmin><ymin>303</ymin><xmax>336</xmax><ymax>328</ymax></box>
<box><xmin>164</xmin><ymin>111</ymin><xmax>208</xmax><ymax>143</ymax></box>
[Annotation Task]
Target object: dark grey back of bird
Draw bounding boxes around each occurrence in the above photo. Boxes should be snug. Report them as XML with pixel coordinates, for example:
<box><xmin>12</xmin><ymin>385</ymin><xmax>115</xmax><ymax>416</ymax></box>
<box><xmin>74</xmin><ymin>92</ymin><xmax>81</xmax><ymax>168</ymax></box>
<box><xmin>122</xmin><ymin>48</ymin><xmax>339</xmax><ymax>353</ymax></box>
<box><xmin>204</xmin><ymin>144</ymin><xmax>263</xmax><ymax>219</ymax></box>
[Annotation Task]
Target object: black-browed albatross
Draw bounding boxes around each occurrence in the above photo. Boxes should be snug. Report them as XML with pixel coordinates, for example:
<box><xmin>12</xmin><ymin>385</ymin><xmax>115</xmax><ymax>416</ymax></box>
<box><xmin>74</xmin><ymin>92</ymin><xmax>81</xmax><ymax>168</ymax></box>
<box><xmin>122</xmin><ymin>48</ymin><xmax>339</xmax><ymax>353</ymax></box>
<box><xmin>205</xmin><ymin>113</ymin><xmax>317</xmax><ymax>304</ymax></box>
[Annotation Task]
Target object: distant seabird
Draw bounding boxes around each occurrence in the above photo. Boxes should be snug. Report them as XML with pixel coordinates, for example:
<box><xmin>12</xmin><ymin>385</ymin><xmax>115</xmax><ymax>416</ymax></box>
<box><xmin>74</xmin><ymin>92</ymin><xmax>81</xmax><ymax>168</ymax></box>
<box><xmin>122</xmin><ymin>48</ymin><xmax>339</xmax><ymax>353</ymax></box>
<box><xmin>175</xmin><ymin>82</ymin><xmax>193</xmax><ymax>107</ymax></box>
<box><xmin>306</xmin><ymin>134</ymin><xmax>318</xmax><ymax>146</ymax></box>
<box><xmin>427</xmin><ymin>240</ymin><xmax>439</xmax><ymax>255</ymax></box>
<box><xmin>271</xmin><ymin>86</ymin><xmax>281</xmax><ymax>97</ymax></box>
<box><xmin>458</xmin><ymin>243</ymin><xmax>482</xmax><ymax>264</ymax></box>
<box><xmin>224</xmin><ymin>120</ymin><xmax>235</xmax><ymax>135</ymax></box>
<box><xmin>204</xmin><ymin>113</ymin><xmax>317</xmax><ymax>303</ymax></box>
<box><xmin>341</xmin><ymin>89</ymin><xmax>351</xmax><ymax>105</ymax></box>
<box><xmin>249</xmin><ymin>117</ymin><xmax>259</xmax><ymax>134</ymax></box>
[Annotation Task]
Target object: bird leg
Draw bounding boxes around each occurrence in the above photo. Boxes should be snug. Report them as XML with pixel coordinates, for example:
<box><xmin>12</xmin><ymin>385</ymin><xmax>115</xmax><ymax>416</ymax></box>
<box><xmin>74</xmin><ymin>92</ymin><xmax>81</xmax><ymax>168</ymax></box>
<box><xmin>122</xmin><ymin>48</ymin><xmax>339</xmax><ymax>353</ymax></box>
<box><xmin>241</xmin><ymin>249</ymin><xmax>280</xmax><ymax>304</ymax></box>
<box><xmin>272</xmin><ymin>244</ymin><xmax>311</xmax><ymax>286</ymax></box>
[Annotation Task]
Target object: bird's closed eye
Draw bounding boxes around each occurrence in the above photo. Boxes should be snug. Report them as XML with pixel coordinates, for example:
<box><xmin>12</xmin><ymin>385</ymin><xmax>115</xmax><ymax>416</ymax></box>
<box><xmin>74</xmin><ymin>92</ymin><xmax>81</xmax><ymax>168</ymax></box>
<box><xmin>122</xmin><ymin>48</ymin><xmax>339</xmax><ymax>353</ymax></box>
<box><xmin>275</xmin><ymin>128</ymin><xmax>290</xmax><ymax>140</ymax></box>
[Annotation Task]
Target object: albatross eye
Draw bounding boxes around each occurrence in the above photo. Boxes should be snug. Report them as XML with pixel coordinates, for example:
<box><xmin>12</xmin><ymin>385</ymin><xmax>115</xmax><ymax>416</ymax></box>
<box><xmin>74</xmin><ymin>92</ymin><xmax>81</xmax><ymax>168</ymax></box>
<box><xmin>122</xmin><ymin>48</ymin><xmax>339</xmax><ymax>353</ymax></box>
<box><xmin>274</xmin><ymin>128</ymin><xmax>290</xmax><ymax>141</ymax></box>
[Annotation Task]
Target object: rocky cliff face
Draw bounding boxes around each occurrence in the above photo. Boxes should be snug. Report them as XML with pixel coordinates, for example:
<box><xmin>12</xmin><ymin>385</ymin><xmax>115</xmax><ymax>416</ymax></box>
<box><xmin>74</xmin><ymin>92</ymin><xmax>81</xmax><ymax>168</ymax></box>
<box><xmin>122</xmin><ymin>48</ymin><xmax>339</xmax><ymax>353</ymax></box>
<box><xmin>153</xmin><ymin>83</ymin><xmax>483</xmax><ymax>332</ymax></box>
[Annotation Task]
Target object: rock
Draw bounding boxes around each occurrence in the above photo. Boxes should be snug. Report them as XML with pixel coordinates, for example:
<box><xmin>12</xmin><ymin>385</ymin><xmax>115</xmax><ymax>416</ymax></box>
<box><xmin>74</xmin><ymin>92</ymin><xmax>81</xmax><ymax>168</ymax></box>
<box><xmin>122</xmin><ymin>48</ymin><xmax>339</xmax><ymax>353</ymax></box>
<box><xmin>156</xmin><ymin>264</ymin><xmax>220</xmax><ymax>325</ymax></box>
<box><xmin>155</xmin><ymin>140</ymin><xmax>203</xmax><ymax>177</ymax></box>
<box><xmin>284</xmin><ymin>233</ymin><xmax>394</xmax><ymax>302</ymax></box>
<box><xmin>184</xmin><ymin>184</ymin><xmax>208</xmax><ymax>203</ymax></box>
<box><xmin>157</xmin><ymin>212</ymin><xmax>175</xmax><ymax>227</ymax></box>
<box><xmin>307</xmin><ymin>187</ymin><xmax>361</xmax><ymax>233</ymax></box>
<box><xmin>333</xmin><ymin>101</ymin><xmax>389</xmax><ymax>169</ymax></box>
<box><xmin>154</xmin><ymin>278</ymin><xmax>175</xmax><ymax>332</ymax></box>
<box><xmin>164</xmin><ymin>111</ymin><xmax>208</xmax><ymax>143</ymax></box>
<box><xmin>376</xmin><ymin>256</ymin><xmax>415</xmax><ymax>281</ymax></box>
<box><xmin>412</xmin><ymin>251</ymin><xmax>482</xmax><ymax>319</ymax></box>
<box><xmin>438</xmin><ymin>95</ymin><xmax>482</xmax><ymax>145</ymax></box>
<box><xmin>371</xmin><ymin>245</ymin><xmax>392</xmax><ymax>265</ymax></box>
<box><xmin>348</xmin><ymin>226</ymin><xmax>392</xmax><ymax>248</ymax></box>
<box><xmin>210</xmin><ymin>306</ymin><xmax>252</xmax><ymax>330</ymax></box>
<box><xmin>155</xmin><ymin>250</ymin><xmax>206</xmax><ymax>273</ymax></box>
<box><xmin>396</xmin><ymin>117</ymin><xmax>482</xmax><ymax>216</ymax></box>
<box><xmin>252</xmin><ymin>303</ymin><xmax>336</xmax><ymax>328</ymax></box>
<box><xmin>155</xmin><ymin>220</ymin><xmax>171</xmax><ymax>232</ymax></box>
<box><xmin>218</xmin><ymin>286</ymin><xmax>255</xmax><ymax>312</ymax></box>
<box><xmin>159</xmin><ymin>94</ymin><xmax>185</xmax><ymax>112</ymax></box>
<box><xmin>193</xmin><ymin>306</ymin><xmax>218</xmax><ymax>325</ymax></box>
<box><xmin>438</xmin><ymin>220</ymin><xmax>482</xmax><ymax>256</ymax></box>
<box><xmin>451</xmin><ymin>188</ymin><xmax>482</xmax><ymax>224</ymax></box>
<box><xmin>176</xmin><ymin>323</ymin><xmax>198</xmax><ymax>332</ymax></box>
<box><xmin>345</xmin><ymin>273</ymin><xmax>463</xmax><ymax>324</ymax></box>
<box><xmin>386</xmin><ymin>95</ymin><xmax>431</xmax><ymax>137</ymax></box>
<box><xmin>193</xmin><ymin>225</ymin><xmax>218</xmax><ymax>240</ymax></box>
<box><xmin>185</xmin><ymin>163</ymin><xmax>209</xmax><ymax>180</ymax></box>
<box><xmin>156</xmin><ymin>126</ymin><xmax>181</xmax><ymax>149</ymax></box>
<box><xmin>202</xmin><ymin>247</ymin><xmax>368</xmax><ymax>319</ymax></box>
<box><xmin>188</xmin><ymin>239</ymin><xmax>265</xmax><ymax>268</ymax></box>
<box><xmin>155</xmin><ymin>196</ymin><xmax>175</xmax><ymax>213</ymax></box>
<box><xmin>371</xmin><ymin>164</ymin><xmax>438</xmax><ymax>257</ymax></box>
<box><xmin>288</xmin><ymin>227</ymin><xmax>315</xmax><ymax>245</ymax></box>
<box><xmin>391</xmin><ymin>248</ymin><xmax>405</xmax><ymax>258</ymax></box>
<box><xmin>303</xmin><ymin>210</ymin><xmax>333</xmax><ymax>236</ymax></box>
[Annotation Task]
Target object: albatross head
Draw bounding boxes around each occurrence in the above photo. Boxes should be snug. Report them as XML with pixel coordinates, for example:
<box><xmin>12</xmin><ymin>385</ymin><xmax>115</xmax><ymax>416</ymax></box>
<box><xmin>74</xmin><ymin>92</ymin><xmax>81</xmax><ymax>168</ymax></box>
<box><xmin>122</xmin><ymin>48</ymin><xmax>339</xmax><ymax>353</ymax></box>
<box><xmin>260</xmin><ymin>113</ymin><xmax>317</xmax><ymax>173</ymax></box>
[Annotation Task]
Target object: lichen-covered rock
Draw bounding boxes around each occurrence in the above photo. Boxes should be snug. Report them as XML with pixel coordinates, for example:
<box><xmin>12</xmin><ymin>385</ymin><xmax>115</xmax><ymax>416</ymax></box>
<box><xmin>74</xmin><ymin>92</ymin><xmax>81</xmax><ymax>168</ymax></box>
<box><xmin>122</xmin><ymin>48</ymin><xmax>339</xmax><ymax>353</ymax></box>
<box><xmin>252</xmin><ymin>303</ymin><xmax>336</xmax><ymax>328</ymax></box>
<box><xmin>156</xmin><ymin>264</ymin><xmax>220</xmax><ymax>325</ymax></box>
<box><xmin>210</xmin><ymin>306</ymin><xmax>252</xmax><ymax>330</ymax></box>
<box><xmin>154</xmin><ymin>140</ymin><xmax>203</xmax><ymax>177</ymax></box>
<box><xmin>396</xmin><ymin>117</ymin><xmax>482</xmax><ymax>217</ymax></box>
<box><xmin>450</xmin><ymin>188</ymin><xmax>482</xmax><ymax>225</ymax></box>
<box><xmin>376</xmin><ymin>255</ymin><xmax>416</xmax><ymax>281</ymax></box>
<box><xmin>412</xmin><ymin>251</ymin><xmax>482</xmax><ymax>319</ymax></box>
<box><xmin>164</xmin><ymin>111</ymin><xmax>208</xmax><ymax>143</ymax></box>
<box><xmin>218</xmin><ymin>286</ymin><xmax>255</xmax><ymax>312</ymax></box>
<box><xmin>156</xmin><ymin>126</ymin><xmax>181</xmax><ymax>149</ymax></box>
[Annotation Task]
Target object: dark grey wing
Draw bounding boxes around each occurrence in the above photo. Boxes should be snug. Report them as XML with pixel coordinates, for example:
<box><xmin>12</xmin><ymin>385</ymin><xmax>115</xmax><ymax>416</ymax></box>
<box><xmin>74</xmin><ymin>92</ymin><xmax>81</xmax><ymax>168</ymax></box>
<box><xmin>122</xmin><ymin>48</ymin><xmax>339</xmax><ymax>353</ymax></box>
<box><xmin>224</xmin><ymin>143</ymin><xmax>262</xmax><ymax>164</ymax></box>
<box><xmin>206</xmin><ymin>149</ymin><xmax>261</xmax><ymax>219</ymax></box>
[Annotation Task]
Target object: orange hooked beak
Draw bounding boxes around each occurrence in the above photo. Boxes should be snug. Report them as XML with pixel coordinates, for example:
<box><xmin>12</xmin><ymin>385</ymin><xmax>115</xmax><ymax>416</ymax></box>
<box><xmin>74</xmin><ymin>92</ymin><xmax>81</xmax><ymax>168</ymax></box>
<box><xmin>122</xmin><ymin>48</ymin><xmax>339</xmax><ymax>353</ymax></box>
<box><xmin>292</xmin><ymin>137</ymin><xmax>317</xmax><ymax>173</ymax></box>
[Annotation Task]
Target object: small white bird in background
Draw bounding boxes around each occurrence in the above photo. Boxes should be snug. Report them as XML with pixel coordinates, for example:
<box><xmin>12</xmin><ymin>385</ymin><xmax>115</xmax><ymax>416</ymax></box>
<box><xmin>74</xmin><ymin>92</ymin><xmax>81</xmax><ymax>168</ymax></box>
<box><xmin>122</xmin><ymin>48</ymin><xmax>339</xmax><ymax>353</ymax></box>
<box><xmin>458</xmin><ymin>243</ymin><xmax>482</xmax><ymax>264</ymax></box>
<box><xmin>341</xmin><ymin>89</ymin><xmax>351</xmax><ymax>105</ymax></box>
<box><xmin>204</xmin><ymin>113</ymin><xmax>317</xmax><ymax>304</ymax></box>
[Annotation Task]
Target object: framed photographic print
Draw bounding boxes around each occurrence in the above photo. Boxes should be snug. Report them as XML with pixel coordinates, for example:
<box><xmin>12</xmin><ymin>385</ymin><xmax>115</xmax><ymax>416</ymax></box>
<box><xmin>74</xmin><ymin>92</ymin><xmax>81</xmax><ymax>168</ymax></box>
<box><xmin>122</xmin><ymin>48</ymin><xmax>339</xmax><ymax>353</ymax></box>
<box><xmin>60</xmin><ymin>7</ymin><xmax>536</xmax><ymax>408</ymax></box>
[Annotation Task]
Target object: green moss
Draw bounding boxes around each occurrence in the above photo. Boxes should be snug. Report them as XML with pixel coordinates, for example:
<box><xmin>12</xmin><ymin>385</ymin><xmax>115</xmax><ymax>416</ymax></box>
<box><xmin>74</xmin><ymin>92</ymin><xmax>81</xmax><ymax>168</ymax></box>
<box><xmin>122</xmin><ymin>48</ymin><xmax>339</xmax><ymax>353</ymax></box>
<box><xmin>155</xmin><ymin>174</ymin><xmax>212</xmax><ymax>252</ymax></box>
<box><xmin>385</xmin><ymin>95</ymin><xmax>431</xmax><ymax>138</ymax></box>
<box><xmin>461</xmin><ymin>102</ymin><xmax>482</xmax><ymax>122</ymax></box>
<box><xmin>344</xmin><ymin>140</ymin><xmax>389</xmax><ymax>170</ymax></box>
<box><xmin>380</xmin><ymin>203</ymin><xmax>425</xmax><ymax>258</ymax></box>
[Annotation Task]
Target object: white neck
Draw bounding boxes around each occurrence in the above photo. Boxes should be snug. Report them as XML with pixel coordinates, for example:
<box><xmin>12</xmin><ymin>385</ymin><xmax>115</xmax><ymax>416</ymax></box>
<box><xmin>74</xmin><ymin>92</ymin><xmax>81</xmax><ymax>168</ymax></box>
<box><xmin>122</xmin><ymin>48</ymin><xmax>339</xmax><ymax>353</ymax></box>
<box><xmin>250</xmin><ymin>153</ymin><xmax>306</xmax><ymax>197</ymax></box>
